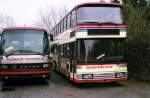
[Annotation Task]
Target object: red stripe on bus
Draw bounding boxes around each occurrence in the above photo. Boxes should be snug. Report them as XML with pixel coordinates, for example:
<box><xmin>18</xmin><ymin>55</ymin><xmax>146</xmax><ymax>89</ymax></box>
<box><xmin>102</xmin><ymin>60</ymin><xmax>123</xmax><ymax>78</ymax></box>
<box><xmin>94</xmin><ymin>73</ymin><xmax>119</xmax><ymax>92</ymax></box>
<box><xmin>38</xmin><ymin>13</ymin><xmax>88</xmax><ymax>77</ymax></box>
<box><xmin>72</xmin><ymin>78</ymin><xmax>127</xmax><ymax>83</ymax></box>
<box><xmin>75</xmin><ymin>2</ymin><xmax>123</xmax><ymax>10</ymax></box>
<box><xmin>0</xmin><ymin>71</ymin><xmax>51</xmax><ymax>75</ymax></box>
<box><xmin>70</xmin><ymin>24</ymin><xmax>127</xmax><ymax>32</ymax></box>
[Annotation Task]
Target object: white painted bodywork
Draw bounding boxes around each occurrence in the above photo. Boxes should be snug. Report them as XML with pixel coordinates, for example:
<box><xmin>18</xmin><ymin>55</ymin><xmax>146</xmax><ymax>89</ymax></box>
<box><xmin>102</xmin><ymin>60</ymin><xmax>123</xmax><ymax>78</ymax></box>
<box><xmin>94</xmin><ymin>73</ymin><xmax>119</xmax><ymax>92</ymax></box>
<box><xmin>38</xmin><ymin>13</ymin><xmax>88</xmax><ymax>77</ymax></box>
<box><xmin>1</xmin><ymin>55</ymin><xmax>49</xmax><ymax>64</ymax></box>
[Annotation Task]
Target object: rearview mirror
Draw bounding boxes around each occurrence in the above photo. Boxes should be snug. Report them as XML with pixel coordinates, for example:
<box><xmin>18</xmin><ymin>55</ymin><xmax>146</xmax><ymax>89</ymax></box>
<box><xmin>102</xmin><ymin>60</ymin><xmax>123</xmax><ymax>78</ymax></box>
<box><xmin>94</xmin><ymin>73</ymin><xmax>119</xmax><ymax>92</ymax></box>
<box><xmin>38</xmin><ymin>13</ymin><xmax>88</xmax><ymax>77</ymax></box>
<box><xmin>49</xmin><ymin>34</ymin><xmax>53</xmax><ymax>41</ymax></box>
<box><xmin>0</xmin><ymin>29</ymin><xmax>3</xmax><ymax>55</ymax></box>
<box><xmin>0</xmin><ymin>28</ymin><xmax>2</xmax><ymax>44</ymax></box>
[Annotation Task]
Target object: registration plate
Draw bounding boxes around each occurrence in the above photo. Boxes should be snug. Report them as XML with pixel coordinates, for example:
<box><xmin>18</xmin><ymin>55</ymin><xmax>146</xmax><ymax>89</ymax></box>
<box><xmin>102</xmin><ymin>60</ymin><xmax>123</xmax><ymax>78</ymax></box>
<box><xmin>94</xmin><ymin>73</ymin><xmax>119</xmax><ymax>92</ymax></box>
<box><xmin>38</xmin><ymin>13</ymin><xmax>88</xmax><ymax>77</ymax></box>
<box><xmin>82</xmin><ymin>74</ymin><xmax>93</xmax><ymax>79</ymax></box>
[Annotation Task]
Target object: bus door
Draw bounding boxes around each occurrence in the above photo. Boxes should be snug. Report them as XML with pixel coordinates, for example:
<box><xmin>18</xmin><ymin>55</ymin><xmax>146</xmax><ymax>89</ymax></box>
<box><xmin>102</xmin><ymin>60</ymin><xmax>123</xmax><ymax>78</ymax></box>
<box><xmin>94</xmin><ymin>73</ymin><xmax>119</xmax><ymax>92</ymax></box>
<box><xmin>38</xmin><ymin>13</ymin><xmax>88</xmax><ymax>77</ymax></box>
<box><xmin>68</xmin><ymin>42</ymin><xmax>76</xmax><ymax>78</ymax></box>
<box><xmin>60</xmin><ymin>44</ymin><xmax>70</xmax><ymax>75</ymax></box>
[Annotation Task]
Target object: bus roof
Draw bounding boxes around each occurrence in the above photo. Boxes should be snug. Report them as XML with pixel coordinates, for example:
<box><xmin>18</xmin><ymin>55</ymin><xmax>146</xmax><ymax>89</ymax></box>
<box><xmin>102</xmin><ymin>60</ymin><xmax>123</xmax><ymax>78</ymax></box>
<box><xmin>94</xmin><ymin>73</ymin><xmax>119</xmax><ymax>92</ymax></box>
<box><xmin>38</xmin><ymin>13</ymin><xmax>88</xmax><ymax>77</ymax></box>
<box><xmin>50</xmin><ymin>2</ymin><xmax>123</xmax><ymax>32</ymax></box>
<box><xmin>2</xmin><ymin>26</ymin><xmax>47</xmax><ymax>31</ymax></box>
<box><xmin>74</xmin><ymin>2</ymin><xmax>122</xmax><ymax>10</ymax></box>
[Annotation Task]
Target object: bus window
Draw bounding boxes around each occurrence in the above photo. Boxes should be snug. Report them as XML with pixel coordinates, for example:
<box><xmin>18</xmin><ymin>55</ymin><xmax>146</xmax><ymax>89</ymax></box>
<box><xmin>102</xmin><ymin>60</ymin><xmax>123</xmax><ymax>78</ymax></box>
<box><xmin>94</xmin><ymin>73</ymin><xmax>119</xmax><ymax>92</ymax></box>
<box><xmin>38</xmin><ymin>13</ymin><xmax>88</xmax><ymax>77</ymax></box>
<box><xmin>61</xmin><ymin>21</ymin><xmax>64</xmax><ymax>33</ymax></box>
<box><xmin>71</xmin><ymin>11</ymin><xmax>77</xmax><ymax>27</ymax></box>
<box><xmin>77</xmin><ymin>6</ymin><xmax>124</xmax><ymax>24</ymax></box>
<box><xmin>64</xmin><ymin>18</ymin><xmax>67</xmax><ymax>31</ymax></box>
<box><xmin>67</xmin><ymin>15</ymin><xmax>71</xmax><ymax>29</ymax></box>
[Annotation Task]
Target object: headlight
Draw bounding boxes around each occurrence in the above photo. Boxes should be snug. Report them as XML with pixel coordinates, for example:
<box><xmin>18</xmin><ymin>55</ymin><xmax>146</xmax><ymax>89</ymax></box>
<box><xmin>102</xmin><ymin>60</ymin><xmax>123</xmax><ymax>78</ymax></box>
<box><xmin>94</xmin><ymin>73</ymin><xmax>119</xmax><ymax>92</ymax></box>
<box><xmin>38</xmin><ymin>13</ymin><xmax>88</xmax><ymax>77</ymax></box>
<box><xmin>43</xmin><ymin>64</ymin><xmax>48</xmax><ymax>68</ymax></box>
<box><xmin>82</xmin><ymin>74</ymin><xmax>93</xmax><ymax>79</ymax></box>
<box><xmin>20</xmin><ymin>65</ymin><xmax>23</xmax><ymax>69</ymax></box>
<box><xmin>36</xmin><ymin>65</ymin><xmax>39</xmax><ymax>68</ymax></box>
<box><xmin>116</xmin><ymin>73</ymin><xmax>124</xmax><ymax>78</ymax></box>
<box><xmin>24</xmin><ymin>66</ymin><xmax>27</xmax><ymax>69</ymax></box>
<box><xmin>3</xmin><ymin>65</ymin><xmax>8</xmax><ymax>69</ymax></box>
<box><xmin>13</xmin><ymin>65</ymin><xmax>17</xmax><ymax>69</ymax></box>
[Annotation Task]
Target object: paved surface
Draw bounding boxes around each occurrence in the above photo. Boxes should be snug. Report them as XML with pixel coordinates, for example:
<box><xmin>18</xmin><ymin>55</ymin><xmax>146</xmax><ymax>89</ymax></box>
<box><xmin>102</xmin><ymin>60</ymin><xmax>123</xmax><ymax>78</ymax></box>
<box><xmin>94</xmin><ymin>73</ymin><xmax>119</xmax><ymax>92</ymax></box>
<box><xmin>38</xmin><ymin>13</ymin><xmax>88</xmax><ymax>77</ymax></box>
<box><xmin>0</xmin><ymin>72</ymin><xmax>150</xmax><ymax>98</ymax></box>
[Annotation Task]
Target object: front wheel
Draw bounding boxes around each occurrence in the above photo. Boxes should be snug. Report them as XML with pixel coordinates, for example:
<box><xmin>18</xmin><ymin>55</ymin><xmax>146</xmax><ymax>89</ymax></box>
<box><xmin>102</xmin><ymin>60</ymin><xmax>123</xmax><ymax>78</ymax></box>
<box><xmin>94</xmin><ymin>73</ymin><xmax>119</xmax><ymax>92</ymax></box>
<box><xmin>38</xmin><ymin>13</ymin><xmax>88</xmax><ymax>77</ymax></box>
<box><xmin>45</xmin><ymin>73</ymin><xmax>51</xmax><ymax>80</ymax></box>
<box><xmin>0</xmin><ymin>78</ymin><xmax>7</xmax><ymax>82</ymax></box>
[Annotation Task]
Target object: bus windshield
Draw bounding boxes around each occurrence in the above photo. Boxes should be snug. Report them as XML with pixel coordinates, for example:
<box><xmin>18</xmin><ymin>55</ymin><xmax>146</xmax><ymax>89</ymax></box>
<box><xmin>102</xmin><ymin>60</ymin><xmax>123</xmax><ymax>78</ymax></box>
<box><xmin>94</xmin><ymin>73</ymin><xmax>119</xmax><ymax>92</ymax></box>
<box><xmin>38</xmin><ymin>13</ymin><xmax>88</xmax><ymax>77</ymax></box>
<box><xmin>77</xmin><ymin>39</ymin><xmax>125</xmax><ymax>64</ymax></box>
<box><xmin>77</xmin><ymin>6</ymin><xmax>124</xmax><ymax>24</ymax></box>
<box><xmin>2</xmin><ymin>30</ymin><xmax>49</xmax><ymax>55</ymax></box>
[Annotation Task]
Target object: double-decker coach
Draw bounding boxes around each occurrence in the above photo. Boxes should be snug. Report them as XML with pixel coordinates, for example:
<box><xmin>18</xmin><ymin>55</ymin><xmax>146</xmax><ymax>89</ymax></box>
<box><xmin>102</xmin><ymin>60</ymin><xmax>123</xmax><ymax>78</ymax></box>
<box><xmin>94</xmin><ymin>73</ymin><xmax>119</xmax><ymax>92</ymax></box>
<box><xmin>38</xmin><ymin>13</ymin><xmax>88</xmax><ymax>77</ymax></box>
<box><xmin>50</xmin><ymin>2</ymin><xmax>127</xmax><ymax>83</ymax></box>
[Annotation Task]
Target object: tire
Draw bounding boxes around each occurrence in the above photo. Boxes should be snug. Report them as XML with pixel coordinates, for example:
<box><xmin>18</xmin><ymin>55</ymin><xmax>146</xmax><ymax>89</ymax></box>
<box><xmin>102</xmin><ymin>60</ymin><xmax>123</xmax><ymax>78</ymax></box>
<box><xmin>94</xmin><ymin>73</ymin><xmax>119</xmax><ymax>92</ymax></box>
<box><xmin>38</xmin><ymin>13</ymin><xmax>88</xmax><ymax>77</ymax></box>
<box><xmin>46</xmin><ymin>75</ymin><xmax>51</xmax><ymax>80</ymax></box>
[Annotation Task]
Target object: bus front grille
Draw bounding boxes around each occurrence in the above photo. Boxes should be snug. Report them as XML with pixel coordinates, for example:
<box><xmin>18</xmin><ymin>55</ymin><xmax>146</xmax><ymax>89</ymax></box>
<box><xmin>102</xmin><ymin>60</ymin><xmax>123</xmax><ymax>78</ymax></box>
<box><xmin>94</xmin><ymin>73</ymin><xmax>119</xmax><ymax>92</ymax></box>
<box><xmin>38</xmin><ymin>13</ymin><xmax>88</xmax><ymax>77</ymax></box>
<box><xmin>0</xmin><ymin>64</ymin><xmax>45</xmax><ymax>72</ymax></box>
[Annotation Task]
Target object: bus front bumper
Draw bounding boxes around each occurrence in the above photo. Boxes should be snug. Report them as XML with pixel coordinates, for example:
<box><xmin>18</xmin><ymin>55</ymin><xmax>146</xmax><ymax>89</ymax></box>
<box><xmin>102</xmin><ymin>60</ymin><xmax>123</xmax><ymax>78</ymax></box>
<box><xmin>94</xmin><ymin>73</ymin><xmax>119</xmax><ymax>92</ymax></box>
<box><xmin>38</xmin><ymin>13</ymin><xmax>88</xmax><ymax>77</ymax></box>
<box><xmin>71</xmin><ymin>78</ymin><xmax>128</xmax><ymax>83</ymax></box>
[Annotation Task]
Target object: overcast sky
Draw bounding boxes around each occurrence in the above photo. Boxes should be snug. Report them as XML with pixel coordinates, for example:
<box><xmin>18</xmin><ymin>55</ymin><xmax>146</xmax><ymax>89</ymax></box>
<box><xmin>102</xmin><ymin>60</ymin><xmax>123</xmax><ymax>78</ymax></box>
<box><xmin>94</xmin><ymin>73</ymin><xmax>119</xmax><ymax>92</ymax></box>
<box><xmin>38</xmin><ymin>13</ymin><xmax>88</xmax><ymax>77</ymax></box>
<box><xmin>0</xmin><ymin>0</ymin><xmax>99</xmax><ymax>26</ymax></box>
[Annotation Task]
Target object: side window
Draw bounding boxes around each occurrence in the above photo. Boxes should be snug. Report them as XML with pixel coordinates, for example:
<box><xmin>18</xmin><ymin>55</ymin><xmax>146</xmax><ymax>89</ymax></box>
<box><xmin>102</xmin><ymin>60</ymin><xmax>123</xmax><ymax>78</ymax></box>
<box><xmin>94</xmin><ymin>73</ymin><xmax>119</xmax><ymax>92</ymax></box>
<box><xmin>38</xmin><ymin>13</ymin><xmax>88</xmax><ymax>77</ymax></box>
<box><xmin>56</xmin><ymin>26</ymin><xmax>58</xmax><ymax>35</ymax></box>
<box><xmin>57</xmin><ymin>25</ymin><xmax>59</xmax><ymax>35</ymax></box>
<box><xmin>43</xmin><ymin>31</ymin><xmax>49</xmax><ymax>54</ymax></box>
<box><xmin>65</xmin><ymin>17</ymin><xmax>68</xmax><ymax>30</ymax></box>
<box><xmin>57</xmin><ymin>24</ymin><xmax>59</xmax><ymax>35</ymax></box>
<box><xmin>64</xmin><ymin>18</ymin><xmax>66</xmax><ymax>31</ymax></box>
<box><xmin>63</xmin><ymin>44</ymin><xmax>69</xmax><ymax>57</ymax></box>
<box><xmin>59</xmin><ymin>23</ymin><xmax>61</xmax><ymax>34</ymax></box>
<box><xmin>61</xmin><ymin>21</ymin><xmax>64</xmax><ymax>33</ymax></box>
<box><xmin>55</xmin><ymin>27</ymin><xmax>57</xmax><ymax>36</ymax></box>
<box><xmin>71</xmin><ymin>11</ymin><xmax>76</xmax><ymax>27</ymax></box>
<box><xmin>60</xmin><ymin>45</ymin><xmax>63</xmax><ymax>56</ymax></box>
<box><xmin>54</xmin><ymin>28</ymin><xmax>56</xmax><ymax>37</ymax></box>
<box><xmin>67</xmin><ymin>14</ymin><xmax>71</xmax><ymax>29</ymax></box>
<box><xmin>59</xmin><ymin>22</ymin><xmax>61</xmax><ymax>33</ymax></box>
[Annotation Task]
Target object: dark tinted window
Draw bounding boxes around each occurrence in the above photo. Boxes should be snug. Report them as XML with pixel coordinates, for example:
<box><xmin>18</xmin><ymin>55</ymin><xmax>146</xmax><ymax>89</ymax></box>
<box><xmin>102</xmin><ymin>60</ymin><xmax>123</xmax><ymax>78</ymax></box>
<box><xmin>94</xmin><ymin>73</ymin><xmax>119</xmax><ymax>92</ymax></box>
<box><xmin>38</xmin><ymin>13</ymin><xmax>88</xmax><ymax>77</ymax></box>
<box><xmin>71</xmin><ymin>11</ymin><xmax>76</xmax><ymax>26</ymax></box>
<box><xmin>77</xmin><ymin>7</ymin><xmax>124</xmax><ymax>24</ymax></box>
<box><xmin>77</xmin><ymin>39</ymin><xmax>125</xmax><ymax>64</ymax></box>
<box><xmin>67</xmin><ymin>15</ymin><xmax>71</xmax><ymax>29</ymax></box>
<box><xmin>3</xmin><ymin>30</ymin><xmax>49</xmax><ymax>55</ymax></box>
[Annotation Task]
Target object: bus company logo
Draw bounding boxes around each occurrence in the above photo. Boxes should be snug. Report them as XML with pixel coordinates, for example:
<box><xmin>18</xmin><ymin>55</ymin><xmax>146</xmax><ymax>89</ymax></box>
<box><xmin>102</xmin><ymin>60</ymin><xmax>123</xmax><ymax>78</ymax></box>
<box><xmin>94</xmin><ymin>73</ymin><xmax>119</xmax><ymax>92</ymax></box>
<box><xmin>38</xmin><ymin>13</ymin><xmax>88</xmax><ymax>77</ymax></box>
<box><xmin>7</xmin><ymin>57</ymin><xmax>44</xmax><ymax>61</ymax></box>
<box><xmin>86</xmin><ymin>65</ymin><xmax>113</xmax><ymax>69</ymax></box>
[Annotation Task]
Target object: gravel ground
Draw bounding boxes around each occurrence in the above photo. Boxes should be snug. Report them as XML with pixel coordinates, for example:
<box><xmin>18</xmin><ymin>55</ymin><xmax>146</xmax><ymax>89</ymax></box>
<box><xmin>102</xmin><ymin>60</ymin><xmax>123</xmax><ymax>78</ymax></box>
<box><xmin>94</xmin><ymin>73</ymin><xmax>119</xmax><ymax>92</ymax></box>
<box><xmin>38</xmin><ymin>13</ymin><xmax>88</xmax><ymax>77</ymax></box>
<box><xmin>0</xmin><ymin>72</ymin><xmax>150</xmax><ymax>98</ymax></box>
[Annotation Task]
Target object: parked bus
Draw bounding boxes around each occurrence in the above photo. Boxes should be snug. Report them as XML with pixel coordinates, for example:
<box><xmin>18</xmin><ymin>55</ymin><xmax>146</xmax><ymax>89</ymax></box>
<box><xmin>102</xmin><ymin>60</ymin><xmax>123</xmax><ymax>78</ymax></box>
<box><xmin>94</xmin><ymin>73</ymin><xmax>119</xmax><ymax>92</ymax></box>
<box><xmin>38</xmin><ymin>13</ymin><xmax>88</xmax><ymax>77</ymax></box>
<box><xmin>50</xmin><ymin>2</ymin><xmax>127</xmax><ymax>83</ymax></box>
<box><xmin>0</xmin><ymin>27</ymin><xmax>52</xmax><ymax>81</ymax></box>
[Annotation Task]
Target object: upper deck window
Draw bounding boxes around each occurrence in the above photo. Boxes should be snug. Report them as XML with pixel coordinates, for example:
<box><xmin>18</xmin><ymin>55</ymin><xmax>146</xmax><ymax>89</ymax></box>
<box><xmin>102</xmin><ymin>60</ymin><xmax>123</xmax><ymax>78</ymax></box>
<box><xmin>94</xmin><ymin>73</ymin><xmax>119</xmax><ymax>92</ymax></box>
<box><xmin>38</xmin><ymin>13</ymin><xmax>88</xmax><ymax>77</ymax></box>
<box><xmin>77</xmin><ymin>6</ymin><xmax>124</xmax><ymax>24</ymax></box>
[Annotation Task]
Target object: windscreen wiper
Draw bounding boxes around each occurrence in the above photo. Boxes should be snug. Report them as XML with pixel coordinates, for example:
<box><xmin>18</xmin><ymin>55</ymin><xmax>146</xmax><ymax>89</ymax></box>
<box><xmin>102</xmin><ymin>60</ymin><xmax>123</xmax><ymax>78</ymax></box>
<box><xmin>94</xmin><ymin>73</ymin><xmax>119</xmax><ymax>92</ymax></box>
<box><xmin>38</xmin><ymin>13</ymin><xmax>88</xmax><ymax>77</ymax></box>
<box><xmin>6</xmin><ymin>50</ymin><xmax>43</xmax><ymax>57</ymax></box>
<box><xmin>96</xmin><ymin>53</ymin><xmax>106</xmax><ymax>60</ymax></box>
<box><xmin>99</xmin><ymin>56</ymin><xmax>124</xmax><ymax>63</ymax></box>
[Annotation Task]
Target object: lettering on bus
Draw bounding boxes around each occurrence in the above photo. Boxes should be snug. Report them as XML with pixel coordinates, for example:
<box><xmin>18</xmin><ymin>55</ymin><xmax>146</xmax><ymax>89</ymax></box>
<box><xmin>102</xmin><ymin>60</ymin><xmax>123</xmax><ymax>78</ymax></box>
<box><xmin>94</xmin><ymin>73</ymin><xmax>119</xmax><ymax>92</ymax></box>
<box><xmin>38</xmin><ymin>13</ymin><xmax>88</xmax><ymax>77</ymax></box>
<box><xmin>7</xmin><ymin>57</ymin><xmax>44</xmax><ymax>61</ymax></box>
<box><xmin>86</xmin><ymin>65</ymin><xmax>113</xmax><ymax>69</ymax></box>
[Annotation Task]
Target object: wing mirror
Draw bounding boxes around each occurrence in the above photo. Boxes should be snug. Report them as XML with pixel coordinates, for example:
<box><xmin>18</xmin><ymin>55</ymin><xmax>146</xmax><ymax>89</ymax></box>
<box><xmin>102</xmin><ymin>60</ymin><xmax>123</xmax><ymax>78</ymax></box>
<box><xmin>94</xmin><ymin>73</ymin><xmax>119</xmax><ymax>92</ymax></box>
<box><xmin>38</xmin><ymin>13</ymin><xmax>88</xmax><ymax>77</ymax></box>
<box><xmin>49</xmin><ymin>34</ymin><xmax>53</xmax><ymax>41</ymax></box>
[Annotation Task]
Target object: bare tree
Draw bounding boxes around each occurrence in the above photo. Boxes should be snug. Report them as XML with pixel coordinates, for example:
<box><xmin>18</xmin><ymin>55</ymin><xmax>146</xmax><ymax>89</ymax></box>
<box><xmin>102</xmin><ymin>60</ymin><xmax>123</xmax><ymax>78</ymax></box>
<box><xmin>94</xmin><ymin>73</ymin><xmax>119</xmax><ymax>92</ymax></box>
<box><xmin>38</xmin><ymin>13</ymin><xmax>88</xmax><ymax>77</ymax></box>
<box><xmin>5</xmin><ymin>16</ymin><xmax>15</xmax><ymax>27</ymax></box>
<box><xmin>0</xmin><ymin>14</ymin><xmax>15</xmax><ymax>27</ymax></box>
<box><xmin>35</xmin><ymin>5</ymin><xmax>68</xmax><ymax>32</ymax></box>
